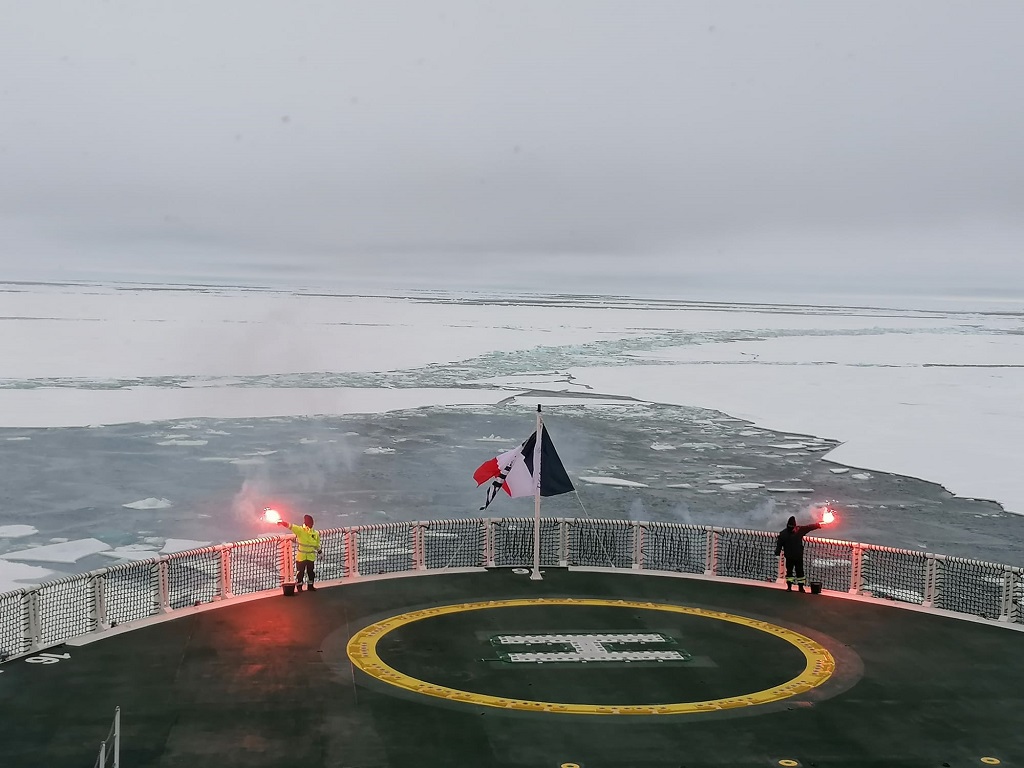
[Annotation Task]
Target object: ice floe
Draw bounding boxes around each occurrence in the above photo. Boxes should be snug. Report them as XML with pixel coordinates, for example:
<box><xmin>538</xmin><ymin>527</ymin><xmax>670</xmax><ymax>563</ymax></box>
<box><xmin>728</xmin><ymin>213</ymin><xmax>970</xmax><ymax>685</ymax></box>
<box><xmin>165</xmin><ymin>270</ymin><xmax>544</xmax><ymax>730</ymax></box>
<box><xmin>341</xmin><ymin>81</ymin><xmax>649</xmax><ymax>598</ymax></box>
<box><xmin>579</xmin><ymin>476</ymin><xmax>650</xmax><ymax>488</ymax></box>
<box><xmin>0</xmin><ymin>525</ymin><xmax>37</xmax><ymax>538</ymax></box>
<box><xmin>122</xmin><ymin>497</ymin><xmax>173</xmax><ymax>510</ymax></box>
<box><xmin>0</xmin><ymin>560</ymin><xmax>54</xmax><ymax>594</ymax></box>
<box><xmin>1</xmin><ymin>538</ymin><xmax>111</xmax><ymax>563</ymax></box>
<box><xmin>99</xmin><ymin>544</ymin><xmax>161</xmax><ymax>561</ymax></box>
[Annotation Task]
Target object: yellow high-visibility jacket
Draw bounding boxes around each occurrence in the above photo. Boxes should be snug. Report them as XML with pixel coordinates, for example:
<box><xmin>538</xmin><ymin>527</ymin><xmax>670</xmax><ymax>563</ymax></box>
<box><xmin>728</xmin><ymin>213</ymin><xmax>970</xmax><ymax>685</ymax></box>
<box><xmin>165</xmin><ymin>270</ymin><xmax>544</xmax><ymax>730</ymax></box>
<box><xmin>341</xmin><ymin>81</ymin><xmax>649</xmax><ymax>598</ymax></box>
<box><xmin>289</xmin><ymin>524</ymin><xmax>321</xmax><ymax>562</ymax></box>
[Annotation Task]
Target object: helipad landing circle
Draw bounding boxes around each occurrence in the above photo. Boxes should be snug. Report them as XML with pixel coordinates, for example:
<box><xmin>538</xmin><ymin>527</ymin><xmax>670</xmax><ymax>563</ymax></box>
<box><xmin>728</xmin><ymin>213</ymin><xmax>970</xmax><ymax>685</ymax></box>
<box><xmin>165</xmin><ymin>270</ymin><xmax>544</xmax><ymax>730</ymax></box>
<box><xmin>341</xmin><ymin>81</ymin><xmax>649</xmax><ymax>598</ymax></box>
<box><xmin>346</xmin><ymin>598</ymin><xmax>835</xmax><ymax>715</ymax></box>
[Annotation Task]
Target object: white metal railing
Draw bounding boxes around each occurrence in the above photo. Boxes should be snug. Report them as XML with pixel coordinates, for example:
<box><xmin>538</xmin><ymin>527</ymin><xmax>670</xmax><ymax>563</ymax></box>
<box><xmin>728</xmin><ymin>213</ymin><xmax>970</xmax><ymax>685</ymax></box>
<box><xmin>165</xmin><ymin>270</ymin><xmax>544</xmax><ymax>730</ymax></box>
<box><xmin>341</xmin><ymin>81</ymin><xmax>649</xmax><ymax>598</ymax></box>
<box><xmin>1</xmin><ymin>518</ymin><xmax>1021</xmax><ymax>663</ymax></box>
<box><xmin>92</xmin><ymin>706</ymin><xmax>120</xmax><ymax>768</ymax></box>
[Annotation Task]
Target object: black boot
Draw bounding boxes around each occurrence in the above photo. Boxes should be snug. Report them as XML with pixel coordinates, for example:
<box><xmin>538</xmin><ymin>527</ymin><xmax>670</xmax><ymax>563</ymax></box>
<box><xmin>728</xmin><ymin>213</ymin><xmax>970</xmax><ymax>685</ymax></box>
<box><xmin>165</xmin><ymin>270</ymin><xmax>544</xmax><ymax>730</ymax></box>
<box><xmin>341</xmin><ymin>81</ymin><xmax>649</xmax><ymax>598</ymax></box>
<box><xmin>307</xmin><ymin>583</ymin><xmax>316</xmax><ymax>591</ymax></box>
<box><xmin>296</xmin><ymin>583</ymin><xmax>303</xmax><ymax>592</ymax></box>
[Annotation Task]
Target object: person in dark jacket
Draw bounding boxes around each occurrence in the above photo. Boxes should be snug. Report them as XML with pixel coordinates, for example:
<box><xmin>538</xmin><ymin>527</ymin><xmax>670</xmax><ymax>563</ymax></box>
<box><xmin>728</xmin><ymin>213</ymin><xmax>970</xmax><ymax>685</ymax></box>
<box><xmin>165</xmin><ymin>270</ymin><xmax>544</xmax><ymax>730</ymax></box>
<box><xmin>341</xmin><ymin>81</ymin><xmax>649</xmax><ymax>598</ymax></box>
<box><xmin>775</xmin><ymin>515</ymin><xmax>821</xmax><ymax>592</ymax></box>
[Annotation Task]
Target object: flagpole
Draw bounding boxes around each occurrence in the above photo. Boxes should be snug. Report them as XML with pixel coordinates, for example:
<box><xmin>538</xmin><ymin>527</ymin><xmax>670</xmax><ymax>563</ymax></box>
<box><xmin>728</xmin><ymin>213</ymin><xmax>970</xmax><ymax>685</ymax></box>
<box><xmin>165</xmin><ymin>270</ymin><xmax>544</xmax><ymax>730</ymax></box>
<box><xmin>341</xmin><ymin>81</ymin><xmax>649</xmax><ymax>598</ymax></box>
<box><xmin>530</xmin><ymin>403</ymin><xmax>543</xmax><ymax>581</ymax></box>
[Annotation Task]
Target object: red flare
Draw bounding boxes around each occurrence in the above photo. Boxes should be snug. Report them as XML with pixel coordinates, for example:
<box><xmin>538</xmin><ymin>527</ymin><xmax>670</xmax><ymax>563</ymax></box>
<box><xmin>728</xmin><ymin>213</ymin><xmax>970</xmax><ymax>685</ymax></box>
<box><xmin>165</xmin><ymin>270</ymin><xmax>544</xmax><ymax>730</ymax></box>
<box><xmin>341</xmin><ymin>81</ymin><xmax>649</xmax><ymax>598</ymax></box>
<box><xmin>263</xmin><ymin>508</ymin><xmax>281</xmax><ymax>524</ymax></box>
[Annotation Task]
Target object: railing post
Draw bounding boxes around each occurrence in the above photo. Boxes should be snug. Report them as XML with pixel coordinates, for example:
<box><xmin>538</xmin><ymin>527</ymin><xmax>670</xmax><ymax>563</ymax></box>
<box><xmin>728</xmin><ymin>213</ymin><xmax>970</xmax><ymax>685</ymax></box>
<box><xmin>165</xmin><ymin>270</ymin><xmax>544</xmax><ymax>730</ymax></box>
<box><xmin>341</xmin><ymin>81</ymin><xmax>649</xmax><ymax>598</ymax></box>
<box><xmin>999</xmin><ymin>566</ymin><xmax>1015</xmax><ymax>622</ymax></box>
<box><xmin>157</xmin><ymin>561</ymin><xmax>171</xmax><ymax>613</ymax></box>
<box><xmin>347</xmin><ymin>529</ymin><xmax>360</xmax><ymax>578</ymax></box>
<box><xmin>632</xmin><ymin>522</ymin><xmax>640</xmax><ymax>570</ymax></box>
<box><xmin>24</xmin><ymin>589</ymin><xmax>40</xmax><ymax>654</ymax></box>
<box><xmin>412</xmin><ymin>522</ymin><xmax>426</xmax><ymax>571</ymax></box>
<box><xmin>279</xmin><ymin>535</ymin><xmax>295</xmax><ymax>584</ymax></box>
<box><xmin>706</xmin><ymin>528</ymin><xmax>718</xmax><ymax>576</ymax></box>
<box><xmin>558</xmin><ymin>518</ymin><xmax>569</xmax><ymax>567</ymax></box>
<box><xmin>219</xmin><ymin>544</ymin><xmax>233</xmax><ymax>599</ymax></box>
<box><xmin>483</xmin><ymin>519</ymin><xmax>496</xmax><ymax>568</ymax></box>
<box><xmin>923</xmin><ymin>554</ymin><xmax>939</xmax><ymax>608</ymax></box>
<box><xmin>849</xmin><ymin>543</ymin><xmax>864</xmax><ymax>594</ymax></box>
<box><xmin>113</xmin><ymin>706</ymin><xmax>121</xmax><ymax>768</ymax></box>
<box><xmin>92</xmin><ymin>572</ymin><xmax>109</xmax><ymax>632</ymax></box>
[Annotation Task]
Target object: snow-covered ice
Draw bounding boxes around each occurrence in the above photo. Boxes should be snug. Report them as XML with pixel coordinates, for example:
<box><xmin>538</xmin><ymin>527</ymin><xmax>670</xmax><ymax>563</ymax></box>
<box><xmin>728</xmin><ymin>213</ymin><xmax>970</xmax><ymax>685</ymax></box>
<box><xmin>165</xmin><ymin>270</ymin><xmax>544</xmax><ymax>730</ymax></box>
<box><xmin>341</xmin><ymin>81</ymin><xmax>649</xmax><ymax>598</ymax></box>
<box><xmin>1</xmin><ymin>538</ymin><xmax>111</xmax><ymax>563</ymax></box>
<box><xmin>0</xmin><ymin>561</ymin><xmax>54</xmax><ymax>593</ymax></box>
<box><xmin>0</xmin><ymin>282</ymin><xmax>1024</xmax><ymax>592</ymax></box>
<box><xmin>122</xmin><ymin>498</ymin><xmax>173</xmax><ymax>510</ymax></box>
<box><xmin>579</xmin><ymin>477</ymin><xmax>650</xmax><ymax>488</ymax></box>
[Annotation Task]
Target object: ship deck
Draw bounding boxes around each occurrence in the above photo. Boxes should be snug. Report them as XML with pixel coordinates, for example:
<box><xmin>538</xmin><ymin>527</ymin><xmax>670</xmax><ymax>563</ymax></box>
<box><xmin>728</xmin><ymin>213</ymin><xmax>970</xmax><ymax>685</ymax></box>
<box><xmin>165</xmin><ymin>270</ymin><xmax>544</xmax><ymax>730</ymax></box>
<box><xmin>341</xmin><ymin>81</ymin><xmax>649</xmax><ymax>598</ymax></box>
<box><xmin>2</xmin><ymin>568</ymin><xmax>1021</xmax><ymax>767</ymax></box>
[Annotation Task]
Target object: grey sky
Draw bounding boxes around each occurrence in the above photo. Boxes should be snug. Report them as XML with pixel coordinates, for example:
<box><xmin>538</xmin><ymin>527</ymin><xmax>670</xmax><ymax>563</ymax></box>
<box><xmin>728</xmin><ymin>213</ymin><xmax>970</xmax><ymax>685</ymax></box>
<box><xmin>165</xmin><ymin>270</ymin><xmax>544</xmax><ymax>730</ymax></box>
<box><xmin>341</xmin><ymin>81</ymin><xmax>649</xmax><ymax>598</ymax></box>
<box><xmin>2</xmin><ymin>1</ymin><xmax>1022</xmax><ymax>299</ymax></box>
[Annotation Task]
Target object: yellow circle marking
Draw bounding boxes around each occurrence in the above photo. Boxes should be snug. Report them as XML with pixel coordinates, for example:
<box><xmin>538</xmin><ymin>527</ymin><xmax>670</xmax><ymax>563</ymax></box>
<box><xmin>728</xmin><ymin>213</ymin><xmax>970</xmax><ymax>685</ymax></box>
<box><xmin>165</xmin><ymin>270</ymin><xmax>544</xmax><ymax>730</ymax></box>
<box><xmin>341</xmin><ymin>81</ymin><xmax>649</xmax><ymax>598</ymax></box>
<box><xmin>561</xmin><ymin>764</ymin><xmax>581</xmax><ymax>768</ymax></box>
<box><xmin>981</xmin><ymin>759</ymin><xmax>1001</xmax><ymax>765</ymax></box>
<box><xmin>779</xmin><ymin>761</ymin><xmax>800</xmax><ymax>767</ymax></box>
<box><xmin>347</xmin><ymin>598</ymin><xmax>835</xmax><ymax>715</ymax></box>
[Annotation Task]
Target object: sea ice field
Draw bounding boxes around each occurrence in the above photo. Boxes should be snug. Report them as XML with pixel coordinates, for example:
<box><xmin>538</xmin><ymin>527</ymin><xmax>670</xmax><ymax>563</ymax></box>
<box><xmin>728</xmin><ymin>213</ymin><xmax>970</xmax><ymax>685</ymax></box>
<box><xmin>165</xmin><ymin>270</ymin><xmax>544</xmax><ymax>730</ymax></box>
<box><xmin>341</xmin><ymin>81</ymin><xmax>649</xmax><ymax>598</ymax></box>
<box><xmin>1</xmin><ymin>282</ymin><xmax>1023</xmax><ymax>592</ymax></box>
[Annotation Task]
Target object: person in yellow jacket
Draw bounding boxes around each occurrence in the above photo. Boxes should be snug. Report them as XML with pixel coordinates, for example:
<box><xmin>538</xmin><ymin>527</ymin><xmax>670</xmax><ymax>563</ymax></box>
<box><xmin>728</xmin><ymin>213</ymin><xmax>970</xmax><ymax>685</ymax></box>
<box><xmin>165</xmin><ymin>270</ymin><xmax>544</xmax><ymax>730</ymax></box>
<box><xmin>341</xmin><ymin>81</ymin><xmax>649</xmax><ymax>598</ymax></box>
<box><xmin>278</xmin><ymin>514</ymin><xmax>321</xmax><ymax>591</ymax></box>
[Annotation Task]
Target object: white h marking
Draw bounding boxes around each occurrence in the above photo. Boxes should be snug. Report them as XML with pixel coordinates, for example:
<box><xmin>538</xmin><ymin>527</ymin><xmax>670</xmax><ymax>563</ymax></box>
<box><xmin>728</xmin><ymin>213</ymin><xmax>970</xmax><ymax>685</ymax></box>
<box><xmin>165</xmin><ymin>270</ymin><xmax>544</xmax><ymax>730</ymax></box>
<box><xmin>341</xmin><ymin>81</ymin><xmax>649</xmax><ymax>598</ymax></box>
<box><xmin>494</xmin><ymin>633</ymin><xmax>686</xmax><ymax>663</ymax></box>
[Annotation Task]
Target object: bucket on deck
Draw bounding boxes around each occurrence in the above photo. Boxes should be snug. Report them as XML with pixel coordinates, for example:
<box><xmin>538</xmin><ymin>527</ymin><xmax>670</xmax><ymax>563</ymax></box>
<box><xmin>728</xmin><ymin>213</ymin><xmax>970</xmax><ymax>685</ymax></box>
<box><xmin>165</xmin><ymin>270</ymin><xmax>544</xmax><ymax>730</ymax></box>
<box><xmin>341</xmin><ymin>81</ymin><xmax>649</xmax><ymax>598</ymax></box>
<box><xmin>282</xmin><ymin>582</ymin><xmax>296</xmax><ymax>597</ymax></box>
<box><xmin>809</xmin><ymin>581</ymin><xmax>822</xmax><ymax>594</ymax></box>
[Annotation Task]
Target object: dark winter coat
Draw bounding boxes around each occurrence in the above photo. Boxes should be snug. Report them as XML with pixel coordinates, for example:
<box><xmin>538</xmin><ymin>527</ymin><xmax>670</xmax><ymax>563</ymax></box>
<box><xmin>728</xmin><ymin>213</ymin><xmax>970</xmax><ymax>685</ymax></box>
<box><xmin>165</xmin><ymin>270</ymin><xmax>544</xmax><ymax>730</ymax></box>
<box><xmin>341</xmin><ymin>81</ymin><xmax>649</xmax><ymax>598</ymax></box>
<box><xmin>774</xmin><ymin>523</ymin><xmax>821</xmax><ymax>559</ymax></box>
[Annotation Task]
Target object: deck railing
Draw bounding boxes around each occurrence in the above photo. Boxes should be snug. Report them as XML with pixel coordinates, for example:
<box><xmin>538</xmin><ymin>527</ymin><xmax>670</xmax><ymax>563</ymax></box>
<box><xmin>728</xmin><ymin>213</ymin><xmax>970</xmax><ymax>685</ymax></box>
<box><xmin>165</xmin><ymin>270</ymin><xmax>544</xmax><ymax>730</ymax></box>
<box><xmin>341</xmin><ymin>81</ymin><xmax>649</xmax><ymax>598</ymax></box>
<box><xmin>1</xmin><ymin>518</ymin><xmax>1021</xmax><ymax>661</ymax></box>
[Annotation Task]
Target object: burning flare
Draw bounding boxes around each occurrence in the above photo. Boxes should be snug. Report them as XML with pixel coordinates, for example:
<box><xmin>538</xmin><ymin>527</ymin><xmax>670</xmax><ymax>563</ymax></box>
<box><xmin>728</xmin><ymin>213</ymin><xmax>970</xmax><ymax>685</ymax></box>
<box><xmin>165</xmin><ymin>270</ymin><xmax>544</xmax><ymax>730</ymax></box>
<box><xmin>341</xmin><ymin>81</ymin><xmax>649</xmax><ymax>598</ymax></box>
<box><xmin>263</xmin><ymin>508</ymin><xmax>282</xmax><ymax>524</ymax></box>
<box><xmin>820</xmin><ymin>507</ymin><xmax>836</xmax><ymax>525</ymax></box>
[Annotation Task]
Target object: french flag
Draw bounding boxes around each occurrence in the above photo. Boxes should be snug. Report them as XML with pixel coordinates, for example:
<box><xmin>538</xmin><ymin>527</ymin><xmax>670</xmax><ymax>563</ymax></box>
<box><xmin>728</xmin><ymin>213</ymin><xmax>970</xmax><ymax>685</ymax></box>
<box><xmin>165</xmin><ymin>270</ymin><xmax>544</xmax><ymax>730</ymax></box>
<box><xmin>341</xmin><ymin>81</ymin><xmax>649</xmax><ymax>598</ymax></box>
<box><xmin>473</xmin><ymin>429</ymin><xmax>575</xmax><ymax>510</ymax></box>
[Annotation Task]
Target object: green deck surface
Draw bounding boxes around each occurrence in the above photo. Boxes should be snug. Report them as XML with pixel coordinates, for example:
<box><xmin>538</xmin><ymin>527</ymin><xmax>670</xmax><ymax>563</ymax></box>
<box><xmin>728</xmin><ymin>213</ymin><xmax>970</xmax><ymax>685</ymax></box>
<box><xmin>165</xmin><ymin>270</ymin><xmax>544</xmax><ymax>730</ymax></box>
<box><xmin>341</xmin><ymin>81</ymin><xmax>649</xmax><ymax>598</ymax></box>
<box><xmin>1</xmin><ymin>568</ymin><xmax>1021</xmax><ymax>767</ymax></box>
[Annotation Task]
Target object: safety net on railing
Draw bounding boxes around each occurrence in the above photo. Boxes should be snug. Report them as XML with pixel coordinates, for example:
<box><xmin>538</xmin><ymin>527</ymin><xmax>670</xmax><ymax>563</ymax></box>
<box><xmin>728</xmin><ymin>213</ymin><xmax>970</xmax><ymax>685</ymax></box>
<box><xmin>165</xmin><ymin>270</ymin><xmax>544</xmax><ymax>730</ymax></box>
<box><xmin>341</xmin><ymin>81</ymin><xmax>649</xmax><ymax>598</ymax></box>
<box><xmin>804</xmin><ymin>538</ymin><xmax>856</xmax><ymax>593</ymax></box>
<box><xmin>166</xmin><ymin>548</ymin><xmax>221</xmax><ymax>609</ymax></box>
<box><xmin>316</xmin><ymin>529</ymin><xmax>349</xmax><ymax>581</ymax></box>
<box><xmin>423</xmin><ymin>519</ymin><xmax>484</xmax><ymax>570</ymax></box>
<box><xmin>3</xmin><ymin>519</ymin><xmax>1024</xmax><ymax>664</ymax></box>
<box><xmin>354</xmin><ymin>523</ymin><xmax>412</xmax><ymax>575</ymax></box>
<box><xmin>567</xmin><ymin>518</ymin><xmax>634</xmax><ymax>569</ymax></box>
<box><xmin>37</xmin><ymin>575</ymin><xmax>95</xmax><ymax>646</ymax></box>
<box><xmin>641</xmin><ymin>523</ymin><xmax>708</xmax><ymax>574</ymax></box>
<box><xmin>859</xmin><ymin>545</ymin><xmax>927</xmax><ymax>605</ymax></box>
<box><xmin>229</xmin><ymin>538</ymin><xmax>282</xmax><ymax>596</ymax></box>
<box><xmin>934</xmin><ymin>557</ymin><xmax>1008</xmax><ymax>620</ymax></box>
<box><xmin>0</xmin><ymin>591</ymin><xmax>26</xmax><ymax>660</ymax></box>
<box><xmin>715</xmin><ymin>528</ymin><xmax>778</xmax><ymax>582</ymax></box>
<box><xmin>103</xmin><ymin>561</ymin><xmax>161</xmax><ymax>627</ymax></box>
<box><xmin>491</xmin><ymin>517</ymin><xmax>561</xmax><ymax>567</ymax></box>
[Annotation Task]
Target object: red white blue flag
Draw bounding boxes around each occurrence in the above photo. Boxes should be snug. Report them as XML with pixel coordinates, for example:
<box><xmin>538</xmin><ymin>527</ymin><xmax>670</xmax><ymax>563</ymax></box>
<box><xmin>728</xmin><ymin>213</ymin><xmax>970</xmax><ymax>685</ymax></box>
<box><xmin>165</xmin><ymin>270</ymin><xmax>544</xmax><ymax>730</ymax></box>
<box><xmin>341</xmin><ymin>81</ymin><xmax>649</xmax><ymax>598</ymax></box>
<box><xmin>473</xmin><ymin>429</ymin><xmax>574</xmax><ymax>510</ymax></box>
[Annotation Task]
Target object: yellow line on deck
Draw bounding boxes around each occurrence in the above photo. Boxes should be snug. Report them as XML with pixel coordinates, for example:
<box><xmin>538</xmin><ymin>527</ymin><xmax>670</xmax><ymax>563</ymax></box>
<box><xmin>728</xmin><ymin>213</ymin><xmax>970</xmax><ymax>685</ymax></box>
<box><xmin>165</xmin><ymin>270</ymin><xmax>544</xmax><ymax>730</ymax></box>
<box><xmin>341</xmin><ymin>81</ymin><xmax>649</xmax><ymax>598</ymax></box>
<box><xmin>347</xmin><ymin>598</ymin><xmax>835</xmax><ymax>715</ymax></box>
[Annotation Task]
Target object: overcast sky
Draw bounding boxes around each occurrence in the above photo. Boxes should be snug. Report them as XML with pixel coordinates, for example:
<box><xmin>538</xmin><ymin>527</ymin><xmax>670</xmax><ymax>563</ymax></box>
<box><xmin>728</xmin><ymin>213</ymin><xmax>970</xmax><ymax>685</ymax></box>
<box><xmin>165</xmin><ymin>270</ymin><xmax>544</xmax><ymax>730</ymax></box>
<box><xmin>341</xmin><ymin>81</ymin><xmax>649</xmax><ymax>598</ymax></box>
<box><xmin>1</xmin><ymin>1</ymin><xmax>1022</xmax><ymax>300</ymax></box>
